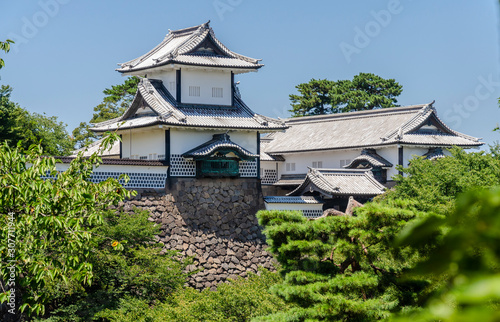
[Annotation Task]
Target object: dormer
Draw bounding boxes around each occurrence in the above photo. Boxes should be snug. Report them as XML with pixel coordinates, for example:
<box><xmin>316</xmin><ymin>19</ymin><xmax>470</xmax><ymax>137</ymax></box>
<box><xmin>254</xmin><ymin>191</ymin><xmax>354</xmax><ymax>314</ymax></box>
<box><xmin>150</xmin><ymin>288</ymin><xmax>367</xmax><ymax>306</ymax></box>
<box><xmin>116</xmin><ymin>21</ymin><xmax>263</xmax><ymax>107</ymax></box>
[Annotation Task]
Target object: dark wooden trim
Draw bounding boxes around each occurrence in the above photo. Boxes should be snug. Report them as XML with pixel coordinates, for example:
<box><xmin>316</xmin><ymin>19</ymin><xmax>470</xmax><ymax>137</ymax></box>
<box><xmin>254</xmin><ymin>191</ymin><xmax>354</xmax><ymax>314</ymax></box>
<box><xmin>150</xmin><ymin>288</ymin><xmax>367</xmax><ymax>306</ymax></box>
<box><xmin>176</xmin><ymin>69</ymin><xmax>181</xmax><ymax>103</ymax></box>
<box><xmin>256</xmin><ymin>131</ymin><xmax>261</xmax><ymax>178</ymax></box>
<box><xmin>231</xmin><ymin>72</ymin><xmax>235</xmax><ymax>107</ymax></box>
<box><xmin>398</xmin><ymin>146</ymin><xmax>403</xmax><ymax>176</ymax></box>
<box><xmin>191</xmin><ymin>35</ymin><xmax>227</xmax><ymax>56</ymax></box>
<box><xmin>165</xmin><ymin>129</ymin><xmax>171</xmax><ymax>176</ymax></box>
<box><xmin>119</xmin><ymin>134</ymin><xmax>122</xmax><ymax>159</ymax></box>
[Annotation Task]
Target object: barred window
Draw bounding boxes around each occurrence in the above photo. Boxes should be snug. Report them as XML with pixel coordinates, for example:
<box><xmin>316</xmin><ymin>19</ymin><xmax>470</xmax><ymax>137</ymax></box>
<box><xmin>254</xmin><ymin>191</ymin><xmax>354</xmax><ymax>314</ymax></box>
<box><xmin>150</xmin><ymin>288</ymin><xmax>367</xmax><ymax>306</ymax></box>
<box><xmin>189</xmin><ymin>86</ymin><xmax>200</xmax><ymax>97</ymax></box>
<box><xmin>212</xmin><ymin>87</ymin><xmax>223</xmax><ymax>98</ymax></box>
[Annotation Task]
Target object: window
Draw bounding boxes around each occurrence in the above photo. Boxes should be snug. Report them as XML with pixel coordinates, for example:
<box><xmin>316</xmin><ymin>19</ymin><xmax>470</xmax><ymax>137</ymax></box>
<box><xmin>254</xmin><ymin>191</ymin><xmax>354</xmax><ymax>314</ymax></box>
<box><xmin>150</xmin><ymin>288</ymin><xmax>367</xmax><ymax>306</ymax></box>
<box><xmin>140</xmin><ymin>156</ymin><xmax>148</xmax><ymax>160</ymax></box>
<box><xmin>212</xmin><ymin>87</ymin><xmax>223</xmax><ymax>98</ymax></box>
<box><xmin>340</xmin><ymin>159</ymin><xmax>351</xmax><ymax>167</ymax></box>
<box><xmin>312</xmin><ymin>161</ymin><xmax>323</xmax><ymax>168</ymax></box>
<box><xmin>286</xmin><ymin>163</ymin><xmax>296</xmax><ymax>171</ymax></box>
<box><xmin>189</xmin><ymin>86</ymin><xmax>200</xmax><ymax>97</ymax></box>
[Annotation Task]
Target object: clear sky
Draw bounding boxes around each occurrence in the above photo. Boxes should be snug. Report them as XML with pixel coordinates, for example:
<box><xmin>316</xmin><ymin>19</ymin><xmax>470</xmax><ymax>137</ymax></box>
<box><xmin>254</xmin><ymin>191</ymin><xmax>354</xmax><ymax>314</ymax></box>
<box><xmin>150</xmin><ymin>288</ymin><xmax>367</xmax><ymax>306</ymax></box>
<box><xmin>1</xmin><ymin>1</ymin><xmax>499</xmax><ymax>147</ymax></box>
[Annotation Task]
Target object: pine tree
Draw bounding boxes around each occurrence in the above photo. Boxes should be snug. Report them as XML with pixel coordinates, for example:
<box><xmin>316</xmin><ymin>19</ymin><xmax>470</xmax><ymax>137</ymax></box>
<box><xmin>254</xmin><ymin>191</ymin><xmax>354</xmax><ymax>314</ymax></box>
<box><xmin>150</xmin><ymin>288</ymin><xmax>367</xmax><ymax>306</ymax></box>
<box><xmin>256</xmin><ymin>200</ymin><xmax>429</xmax><ymax>321</ymax></box>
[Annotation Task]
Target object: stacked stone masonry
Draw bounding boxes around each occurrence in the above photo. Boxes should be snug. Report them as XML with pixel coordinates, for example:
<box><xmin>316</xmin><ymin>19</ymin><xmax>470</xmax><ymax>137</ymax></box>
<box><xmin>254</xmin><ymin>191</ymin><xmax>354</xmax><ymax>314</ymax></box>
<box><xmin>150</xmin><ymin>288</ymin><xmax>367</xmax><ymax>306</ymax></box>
<box><xmin>115</xmin><ymin>177</ymin><xmax>276</xmax><ymax>290</ymax></box>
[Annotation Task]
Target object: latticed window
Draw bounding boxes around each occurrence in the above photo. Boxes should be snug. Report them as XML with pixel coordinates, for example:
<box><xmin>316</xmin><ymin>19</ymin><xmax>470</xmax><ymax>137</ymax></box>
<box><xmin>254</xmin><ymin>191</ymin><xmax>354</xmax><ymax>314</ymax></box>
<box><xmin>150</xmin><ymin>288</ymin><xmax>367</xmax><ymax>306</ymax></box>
<box><xmin>198</xmin><ymin>159</ymin><xmax>239</xmax><ymax>177</ymax></box>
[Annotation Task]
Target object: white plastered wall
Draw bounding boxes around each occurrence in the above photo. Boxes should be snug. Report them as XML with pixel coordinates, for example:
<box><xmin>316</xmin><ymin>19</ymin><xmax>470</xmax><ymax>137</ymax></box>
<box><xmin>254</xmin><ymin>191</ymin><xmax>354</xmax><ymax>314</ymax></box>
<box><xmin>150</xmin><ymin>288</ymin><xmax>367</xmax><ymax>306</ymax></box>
<box><xmin>170</xmin><ymin>129</ymin><xmax>257</xmax><ymax>155</ymax></box>
<box><xmin>403</xmin><ymin>147</ymin><xmax>433</xmax><ymax>168</ymax></box>
<box><xmin>377</xmin><ymin>147</ymin><xmax>399</xmax><ymax>180</ymax></box>
<box><xmin>148</xmin><ymin>70</ymin><xmax>177</xmax><ymax>99</ymax></box>
<box><xmin>180</xmin><ymin>69</ymin><xmax>231</xmax><ymax>106</ymax></box>
<box><xmin>121</xmin><ymin>128</ymin><xmax>165</xmax><ymax>159</ymax></box>
<box><xmin>277</xmin><ymin>149</ymin><xmax>362</xmax><ymax>176</ymax></box>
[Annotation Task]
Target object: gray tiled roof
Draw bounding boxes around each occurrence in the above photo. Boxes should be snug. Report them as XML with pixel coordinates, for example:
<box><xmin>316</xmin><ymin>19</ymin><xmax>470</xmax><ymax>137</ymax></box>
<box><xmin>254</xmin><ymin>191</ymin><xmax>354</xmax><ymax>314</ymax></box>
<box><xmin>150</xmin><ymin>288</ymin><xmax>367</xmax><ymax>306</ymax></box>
<box><xmin>260</xmin><ymin>139</ymin><xmax>285</xmax><ymax>162</ymax></box>
<box><xmin>423</xmin><ymin>147</ymin><xmax>446</xmax><ymax>160</ymax></box>
<box><xmin>182</xmin><ymin>133</ymin><xmax>258</xmax><ymax>160</ymax></box>
<box><xmin>71</xmin><ymin>138</ymin><xmax>120</xmax><ymax>158</ymax></box>
<box><xmin>344</xmin><ymin>149</ymin><xmax>393</xmax><ymax>169</ymax></box>
<box><xmin>263</xmin><ymin>196</ymin><xmax>323</xmax><ymax>204</ymax></box>
<box><xmin>92</xmin><ymin>78</ymin><xmax>287</xmax><ymax>132</ymax></box>
<box><xmin>263</xmin><ymin>103</ymin><xmax>483</xmax><ymax>154</ymax></box>
<box><xmin>117</xmin><ymin>21</ymin><xmax>262</xmax><ymax>73</ymax></box>
<box><xmin>273</xmin><ymin>173</ymin><xmax>307</xmax><ymax>186</ymax></box>
<box><xmin>288</xmin><ymin>168</ymin><xmax>386</xmax><ymax>197</ymax></box>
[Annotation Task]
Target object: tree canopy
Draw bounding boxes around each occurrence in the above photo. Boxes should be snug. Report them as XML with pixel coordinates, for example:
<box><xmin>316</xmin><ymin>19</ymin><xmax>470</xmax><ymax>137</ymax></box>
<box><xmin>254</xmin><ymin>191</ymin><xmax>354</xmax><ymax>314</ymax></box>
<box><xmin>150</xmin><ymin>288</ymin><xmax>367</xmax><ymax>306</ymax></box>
<box><xmin>289</xmin><ymin>73</ymin><xmax>403</xmax><ymax>117</ymax></box>
<box><xmin>72</xmin><ymin>77</ymin><xmax>139</xmax><ymax>149</ymax></box>
<box><xmin>0</xmin><ymin>135</ymin><xmax>131</xmax><ymax>318</ymax></box>
<box><xmin>0</xmin><ymin>85</ymin><xmax>73</xmax><ymax>156</ymax></box>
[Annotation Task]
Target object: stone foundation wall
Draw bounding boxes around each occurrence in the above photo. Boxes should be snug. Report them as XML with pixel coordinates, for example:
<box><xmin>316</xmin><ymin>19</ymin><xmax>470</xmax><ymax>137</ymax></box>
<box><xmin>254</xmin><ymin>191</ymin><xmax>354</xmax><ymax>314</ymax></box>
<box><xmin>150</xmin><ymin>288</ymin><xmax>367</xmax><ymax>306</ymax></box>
<box><xmin>116</xmin><ymin>177</ymin><xmax>276</xmax><ymax>290</ymax></box>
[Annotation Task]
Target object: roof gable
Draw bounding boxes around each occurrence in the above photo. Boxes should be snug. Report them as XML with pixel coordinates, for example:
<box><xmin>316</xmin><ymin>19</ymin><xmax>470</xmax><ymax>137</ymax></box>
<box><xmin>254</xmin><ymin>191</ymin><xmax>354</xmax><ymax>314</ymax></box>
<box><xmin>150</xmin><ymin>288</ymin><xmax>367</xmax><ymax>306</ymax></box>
<box><xmin>263</xmin><ymin>103</ymin><xmax>483</xmax><ymax>154</ymax></box>
<box><xmin>288</xmin><ymin>168</ymin><xmax>386</xmax><ymax>197</ymax></box>
<box><xmin>117</xmin><ymin>21</ymin><xmax>263</xmax><ymax>74</ymax></box>
<box><xmin>344</xmin><ymin>149</ymin><xmax>393</xmax><ymax>169</ymax></box>
<box><xmin>182</xmin><ymin>133</ymin><xmax>258</xmax><ymax>160</ymax></box>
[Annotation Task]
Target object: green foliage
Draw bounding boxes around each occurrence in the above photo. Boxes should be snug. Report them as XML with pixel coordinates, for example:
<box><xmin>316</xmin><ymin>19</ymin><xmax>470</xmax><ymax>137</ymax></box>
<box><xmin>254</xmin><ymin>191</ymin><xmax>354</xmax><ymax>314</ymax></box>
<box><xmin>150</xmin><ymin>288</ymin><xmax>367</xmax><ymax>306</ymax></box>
<box><xmin>0</xmin><ymin>85</ymin><xmax>74</xmax><ymax>155</ymax></box>
<box><xmin>36</xmin><ymin>208</ymin><xmax>194</xmax><ymax>321</ymax></box>
<box><xmin>256</xmin><ymin>202</ymin><xmax>429</xmax><ymax>321</ymax></box>
<box><xmin>0</xmin><ymin>39</ymin><xmax>14</xmax><ymax>69</ymax></box>
<box><xmin>0</xmin><ymin>134</ymin><xmax>131</xmax><ymax>317</ymax></box>
<box><xmin>393</xmin><ymin>187</ymin><xmax>500</xmax><ymax>321</ymax></box>
<box><xmin>289</xmin><ymin>73</ymin><xmax>402</xmax><ymax>117</ymax></box>
<box><xmin>96</xmin><ymin>269</ymin><xmax>288</xmax><ymax>322</ymax></box>
<box><xmin>89</xmin><ymin>209</ymin><xmax>193</xmax><ymax>303</ymax></box>
<box><xmin>385</xmin><ymin>147</ymin><xmax>500</xmax><ymax>215</ymax></box>
<box><xmin>72</xmin><ymin>77</ymin><xmax>139</xmax><ymax>149</ymax></box>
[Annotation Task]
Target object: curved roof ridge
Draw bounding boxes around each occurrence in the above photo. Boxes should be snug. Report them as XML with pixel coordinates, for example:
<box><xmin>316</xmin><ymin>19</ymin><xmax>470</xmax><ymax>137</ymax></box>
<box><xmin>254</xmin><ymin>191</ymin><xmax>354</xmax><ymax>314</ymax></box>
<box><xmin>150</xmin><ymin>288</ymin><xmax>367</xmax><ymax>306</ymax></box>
<box><xmin>431</xmin><ymin>110</ymin><xmax>481</xmax><ymax>142</ymax></box>
<box><xmin>344</xmin><ymin>149</ymin><xmax>393</xmax><ymax>168</ymax></box>
<box><xmin>182</xmin><ymin>133</ymin><xmax>258</xmax><ymax>160</ymax></box>
<box><xmin>169</xmin><ymin>21</ymin><xmax>210</xmax><ymax>36</ymax></box>
<box><xmin>207</xmin><ymin>28</ymin><xmax>261</xmax><ymax>64</ymax></box>
<box><xmin>382</xmin><ymin>103</ymin><xmax>434</xmax><ymax>141</ymax></box>
<box><xmin>117</xmin><ymin>22</ymin><xmax>262</xmax><ymax>73</ymax></box>
<box><xmin>119</xmin><ymin>22</ymin><xmax>209</xmax><ymax>69</ymax></box>
<box><xmin>154</xmin><ymin>26</ymin><xmax>209</xmax><ymax>63</ymax></box>
<box><xmin>119</xmin><ymin>32</ymin><xmax>176</xmax><ymax>69</ymax></box>
<box><xmin>140</xmin><ymin>78</ymin><xmax>186</xmax><ymax>122</ymax></box>
<box><xmin>285</xmin><ymin>104</ymin><xmax>427</xmax><ymax>125</ymax></box>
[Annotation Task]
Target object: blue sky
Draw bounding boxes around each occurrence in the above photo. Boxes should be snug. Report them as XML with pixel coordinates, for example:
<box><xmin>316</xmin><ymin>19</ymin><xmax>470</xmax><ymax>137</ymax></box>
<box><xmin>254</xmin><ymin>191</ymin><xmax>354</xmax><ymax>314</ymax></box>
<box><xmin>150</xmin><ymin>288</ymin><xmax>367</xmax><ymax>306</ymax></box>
<box><xmin>1</xmin><ymin>1</ymin><xmax>499</xmax><ymax>147</ymax></box>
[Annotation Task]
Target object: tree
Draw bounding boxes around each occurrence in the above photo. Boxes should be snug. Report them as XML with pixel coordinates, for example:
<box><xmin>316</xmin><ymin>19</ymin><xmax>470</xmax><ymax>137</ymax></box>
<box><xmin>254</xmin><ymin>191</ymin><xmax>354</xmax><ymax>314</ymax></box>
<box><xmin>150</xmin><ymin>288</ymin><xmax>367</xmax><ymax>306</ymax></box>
<box><xmin>0</xmin><ymin>135</ymin><xmax>131</xmax><ymax>319</ymax></box>
<box><xmin>0</xmin><ymin>40</ymin><xmax>14</xmax><ymax>70</ymax></box>
<box><xmin>289</xmin><ymin>79</ymin><xmax>336</xmax><ymax>116</ymax></box>
<box><xmin>255</xmin><ymin>201</ymin><xmax>429</xmax><ymax>321</ymax></box>
<box><xmin>0</xmin><ymin>85</ymin><xmax>24</xmax><ymax>145</ymax></box>
<box><xmin>72</xmin><ymin>77</ymin><xmax>139</xmax><ymax>149</ymax></box>
<box><xmin>96</xmin><ymin>270</ymin><xmax>288</xmax><ymax>322</ymax></box>
<box><xmin>394</xmin><ymin>187</ymin><xmax>500</xmax><ymax>321</ymax></box>
<box><xmin>254</xmin><ymin>148</ymin><xmax>500</xmax><ymax>320</ymax></box>
<box><xmin>38</xmin><ymin>208</ymin><xmax>195</xmax><ymax>320</ymax></box>
<box><xmin>289</xmin><ymin>73</ymin><xmax>403</xmax><ymax>117</ymax></box>
<box><xmin>0</xmin><ymin>85</ymin><xmax>74</xmax><ymax>156</ymax></box>
<box><xmin>384</xmin><ymin>147</ymin><xmax>500</xmax><ymax>216</ymax></box>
